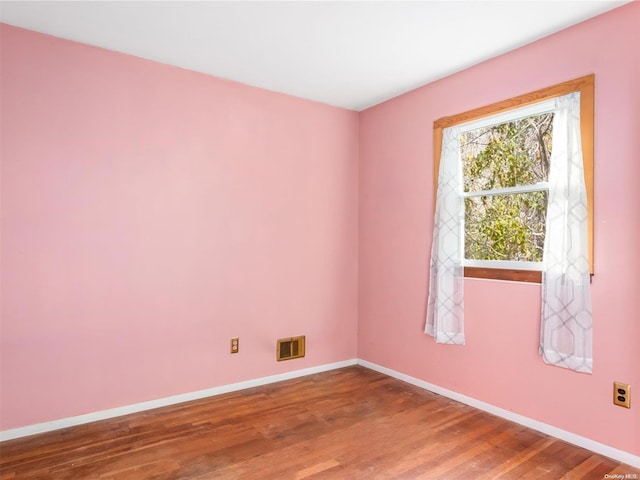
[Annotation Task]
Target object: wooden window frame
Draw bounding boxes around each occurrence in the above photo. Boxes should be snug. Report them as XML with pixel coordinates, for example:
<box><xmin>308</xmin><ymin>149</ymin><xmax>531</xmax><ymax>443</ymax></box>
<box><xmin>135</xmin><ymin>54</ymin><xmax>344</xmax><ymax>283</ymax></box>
<box><xmin>433</xmin><ymin>75</ymin><xmax>595</xmax><ymax>283</ymax></box>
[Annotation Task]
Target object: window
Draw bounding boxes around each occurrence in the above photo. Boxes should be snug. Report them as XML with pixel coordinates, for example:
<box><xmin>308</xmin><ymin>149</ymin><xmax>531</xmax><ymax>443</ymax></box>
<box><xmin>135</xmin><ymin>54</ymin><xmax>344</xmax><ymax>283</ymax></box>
<box><xmin>461</xmin><ymin>105</ymin><xmax>554</xmax><ymax>275</ymax></box>
<box><xmin>432</xmin><ymin>75</ymin><xmax>594</xmax><ymax>283</ymax></box>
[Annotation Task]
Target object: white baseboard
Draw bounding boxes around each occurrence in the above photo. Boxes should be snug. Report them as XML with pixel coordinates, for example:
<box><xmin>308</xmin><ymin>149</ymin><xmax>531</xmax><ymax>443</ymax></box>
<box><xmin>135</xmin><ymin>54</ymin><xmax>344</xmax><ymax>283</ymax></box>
<box><xmin>0</xmin><ymin>358</ymin><xmax>358</xmax><ymax>442</ymax></box>
<box><xmin>357</xmin><ymin>359</ymin><xmax>640</xmax><ymax>469</ymax></box>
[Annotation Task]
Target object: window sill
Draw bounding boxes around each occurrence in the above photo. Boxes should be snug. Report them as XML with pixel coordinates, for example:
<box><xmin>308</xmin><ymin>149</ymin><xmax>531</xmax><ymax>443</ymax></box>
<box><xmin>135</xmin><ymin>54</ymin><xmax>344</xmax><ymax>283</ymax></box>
<box><xmin>464</xmin><ymin>266</ymin><xmax>542</xmax><ymax>284</ymax></box>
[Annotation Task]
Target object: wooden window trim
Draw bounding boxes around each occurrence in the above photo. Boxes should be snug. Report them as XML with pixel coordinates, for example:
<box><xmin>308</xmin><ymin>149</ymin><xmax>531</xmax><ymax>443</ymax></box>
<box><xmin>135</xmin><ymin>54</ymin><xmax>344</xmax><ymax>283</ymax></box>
<box><xmin>433</xmin><ymin>75</ymin><xmax>595</xmax><ymax>283</ymax></box>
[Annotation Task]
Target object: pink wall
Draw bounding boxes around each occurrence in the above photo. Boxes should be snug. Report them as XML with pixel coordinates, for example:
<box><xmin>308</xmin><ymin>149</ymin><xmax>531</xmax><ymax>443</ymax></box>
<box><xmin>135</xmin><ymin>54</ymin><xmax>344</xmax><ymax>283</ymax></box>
<box><xmin>359</xmin><ymin>2</ymin><xmax>639</xmax><ymax>456</ymax></box>
<box><xmin>0</xmin><ymin>25</ymin><xmax>359</xmax><ymax>430</ymax></box>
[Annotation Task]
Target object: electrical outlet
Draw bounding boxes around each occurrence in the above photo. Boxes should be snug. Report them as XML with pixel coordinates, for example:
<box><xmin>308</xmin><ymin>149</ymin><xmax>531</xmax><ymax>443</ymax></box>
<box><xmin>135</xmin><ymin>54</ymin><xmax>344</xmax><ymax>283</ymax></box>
<box><xmin>613</xmin><ymin>382</ymin><xmax>630</xmax><ymax>408</ymax></box>
<box><xmin>230</xmin><ymin>337</ymin><xmax>239</xmax><ymax>354</ymax></box>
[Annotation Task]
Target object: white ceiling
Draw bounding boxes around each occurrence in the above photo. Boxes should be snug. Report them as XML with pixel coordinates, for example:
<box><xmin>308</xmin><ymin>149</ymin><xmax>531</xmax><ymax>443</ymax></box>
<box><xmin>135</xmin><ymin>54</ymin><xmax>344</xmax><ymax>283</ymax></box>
<box><xmin>0</xmin><ymin>1</ymin><xmax>629</xmax><ymax>111</ymax></box>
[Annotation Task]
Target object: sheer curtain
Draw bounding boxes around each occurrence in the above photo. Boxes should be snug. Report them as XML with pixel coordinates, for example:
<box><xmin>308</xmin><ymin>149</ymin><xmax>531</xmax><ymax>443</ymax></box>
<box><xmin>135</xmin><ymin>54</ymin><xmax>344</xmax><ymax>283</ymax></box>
<box><xmin>425</xmin><ymin>126</ymin><xmax>465</xmax><ymax>345</ymax></box>
<box><xmin>540</xmin><ymin>92</ymin><xmax>593</xmax><ymax>373</ymax></box>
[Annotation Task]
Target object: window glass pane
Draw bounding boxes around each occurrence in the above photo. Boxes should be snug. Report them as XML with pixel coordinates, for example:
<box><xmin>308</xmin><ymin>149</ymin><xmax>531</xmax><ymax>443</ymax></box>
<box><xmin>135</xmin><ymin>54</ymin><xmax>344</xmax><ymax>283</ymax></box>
<box><xmin>461</xmin><ymin>112</ymin><xmax>553</xmax><ymax>193</ymax></box>
<box><xmin>465</xmin><ymin>191</ymin><xmax>548</xmax><ymax>262</ymax></box>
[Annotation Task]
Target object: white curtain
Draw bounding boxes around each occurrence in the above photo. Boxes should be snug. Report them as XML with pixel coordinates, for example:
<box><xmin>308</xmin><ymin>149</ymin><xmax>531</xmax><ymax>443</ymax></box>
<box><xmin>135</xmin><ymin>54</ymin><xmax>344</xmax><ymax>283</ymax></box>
<box><xmin>425</xmin><ymin>126</ymin><xmax>465</xmax><ymax>345</ymax></box>
<box><xmin>540</xmin><ymin>92</ymin><xmax>593</xmax><ymax>373</ymax></box>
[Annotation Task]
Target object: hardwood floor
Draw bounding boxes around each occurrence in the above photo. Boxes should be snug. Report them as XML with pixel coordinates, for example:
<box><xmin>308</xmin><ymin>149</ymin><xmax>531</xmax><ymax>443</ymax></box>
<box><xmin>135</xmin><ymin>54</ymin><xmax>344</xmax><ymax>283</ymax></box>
<box><xmin>1</xmin><ymin>366</ymin><xmax>637</xmax><ymax>479</ymax></box>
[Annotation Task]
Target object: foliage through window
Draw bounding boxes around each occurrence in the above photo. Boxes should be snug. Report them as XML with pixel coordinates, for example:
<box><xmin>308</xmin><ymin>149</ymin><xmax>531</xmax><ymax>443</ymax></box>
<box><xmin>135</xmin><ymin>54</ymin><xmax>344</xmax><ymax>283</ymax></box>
<box><xmin>461</xmin><ymin>112</ymin><xmax>553</xmax><ymax>265</ymax></box>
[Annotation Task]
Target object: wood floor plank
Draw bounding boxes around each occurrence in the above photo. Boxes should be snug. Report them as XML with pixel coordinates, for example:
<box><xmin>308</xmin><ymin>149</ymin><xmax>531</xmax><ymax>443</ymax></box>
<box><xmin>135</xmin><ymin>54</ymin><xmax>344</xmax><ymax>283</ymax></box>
<box><xmin>475</xmin><ymin>436</ymin><xmax>557</xmax><ymax>479</ymax></box>
<box><xmin>1</xmin><ymin>366</ymin><xmax>637</xmax><ymax>479</ymax></box>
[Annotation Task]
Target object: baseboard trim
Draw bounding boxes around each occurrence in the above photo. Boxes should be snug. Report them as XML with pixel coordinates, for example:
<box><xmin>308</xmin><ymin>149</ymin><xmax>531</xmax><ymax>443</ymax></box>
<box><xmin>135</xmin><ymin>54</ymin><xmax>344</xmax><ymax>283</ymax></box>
<box><xmin>0</xmin><ymin>358</ymin><xmax>358</xmax><ymax>442</ymax></box>
<box><xmin>357</xmin><ymin>359</ymin><xmax>640</xmax><ymax>469</ymax></box>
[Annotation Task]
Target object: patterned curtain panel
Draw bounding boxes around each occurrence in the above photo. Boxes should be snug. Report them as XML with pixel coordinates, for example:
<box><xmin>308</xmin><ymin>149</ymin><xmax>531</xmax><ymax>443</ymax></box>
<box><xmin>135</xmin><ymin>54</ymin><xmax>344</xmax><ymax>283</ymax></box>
<box><xmin>540</xmin><ymin>92</ymin><xmax>593</xmax><ymax>373</ymax></box>
<box><xmin>425</xmin><ymin>126</ymin><xmax>465</xmax><ymax>345</ymax></box>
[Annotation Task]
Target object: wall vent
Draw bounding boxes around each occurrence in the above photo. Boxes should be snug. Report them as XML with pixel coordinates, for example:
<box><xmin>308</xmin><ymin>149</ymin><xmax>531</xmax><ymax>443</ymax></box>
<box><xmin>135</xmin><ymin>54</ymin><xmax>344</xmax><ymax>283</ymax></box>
<box><xmin>276</xmin><ymin>336</ymin><xmax>305</xmax><ymax>361</ymax></box>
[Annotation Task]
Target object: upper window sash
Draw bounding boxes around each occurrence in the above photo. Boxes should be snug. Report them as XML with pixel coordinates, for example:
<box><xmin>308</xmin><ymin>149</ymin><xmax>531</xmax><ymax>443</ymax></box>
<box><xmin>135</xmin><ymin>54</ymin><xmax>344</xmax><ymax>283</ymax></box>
<box><xmin>458</xmin><ymin>99</ymin><xmax>556</xmax><ymax>134</ymax></box>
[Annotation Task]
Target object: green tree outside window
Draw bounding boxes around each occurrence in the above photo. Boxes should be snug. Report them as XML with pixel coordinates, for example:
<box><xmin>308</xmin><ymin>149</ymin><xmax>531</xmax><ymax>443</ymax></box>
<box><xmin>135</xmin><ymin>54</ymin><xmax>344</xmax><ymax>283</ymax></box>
<box><xmin>461</xmin><ymin>113</ymin><xmax>553</xmax><ymax>262</ymax></box>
